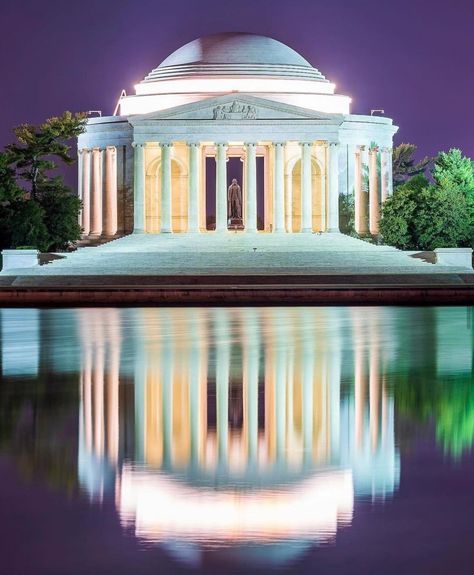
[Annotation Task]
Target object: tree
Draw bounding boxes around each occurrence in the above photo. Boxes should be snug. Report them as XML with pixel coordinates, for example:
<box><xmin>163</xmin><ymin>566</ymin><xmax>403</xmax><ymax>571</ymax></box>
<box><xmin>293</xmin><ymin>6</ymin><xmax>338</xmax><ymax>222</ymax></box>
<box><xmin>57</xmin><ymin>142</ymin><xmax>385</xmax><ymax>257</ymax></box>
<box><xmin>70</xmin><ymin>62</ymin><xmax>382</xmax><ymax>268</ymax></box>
<box><xmin>0</xmin><ymin>111</ymin><xmax>87</xmax><ymax>251</ymax></box>
<box><xmin>38</xmin><ymin>178</ymin><xmax>82</xmax><ymax>251</ymax></box>
<box><xmin>392</xmin><ymin>143</ymin><xmax>431</xmax><ymax>186</ymax></box>
<box><xmin>7</xmin><ymin>111</ymin><xmax>87</xmax><ymax>200</ymax></box>
<box><xmin>414</xmin><ymin>185</ymin><xmax>470</xmax><ymax>250</ymax></box>
<box><xmin>379</xmin><ymin>175</ymin><xmax>427</xmax><ymax>249</ymax></box>
<box><xmin>432</xmin><ymin>148</ymin><xmax>474</xmax><ymax>216</ymax></box>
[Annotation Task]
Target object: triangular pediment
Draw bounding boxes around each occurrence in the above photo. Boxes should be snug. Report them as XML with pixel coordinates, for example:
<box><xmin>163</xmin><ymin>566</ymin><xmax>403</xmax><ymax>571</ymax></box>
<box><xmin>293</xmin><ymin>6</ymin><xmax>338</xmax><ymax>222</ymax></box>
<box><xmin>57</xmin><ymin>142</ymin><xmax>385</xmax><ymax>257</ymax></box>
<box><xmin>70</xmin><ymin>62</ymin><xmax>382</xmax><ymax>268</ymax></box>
<box><xmin>129</xmin><ymin>94</ymin><xmax>343</xmax><ymax>123</ymax></box>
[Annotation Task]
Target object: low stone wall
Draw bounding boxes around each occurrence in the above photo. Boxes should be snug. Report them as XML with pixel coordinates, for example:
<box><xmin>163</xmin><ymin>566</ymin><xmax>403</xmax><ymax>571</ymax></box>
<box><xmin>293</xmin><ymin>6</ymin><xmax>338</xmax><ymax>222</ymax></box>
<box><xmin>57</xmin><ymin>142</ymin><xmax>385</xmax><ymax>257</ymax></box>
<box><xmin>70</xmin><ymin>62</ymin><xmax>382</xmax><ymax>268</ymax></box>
<box><xmin>1</xmin><ymin>250</ymin><xmax>39</xmax><ymax>272</ymax></box>
<box><xmin>435</xmin><ymin>248</ymin><xmax>473</xmax><ymax>269</ymax></box>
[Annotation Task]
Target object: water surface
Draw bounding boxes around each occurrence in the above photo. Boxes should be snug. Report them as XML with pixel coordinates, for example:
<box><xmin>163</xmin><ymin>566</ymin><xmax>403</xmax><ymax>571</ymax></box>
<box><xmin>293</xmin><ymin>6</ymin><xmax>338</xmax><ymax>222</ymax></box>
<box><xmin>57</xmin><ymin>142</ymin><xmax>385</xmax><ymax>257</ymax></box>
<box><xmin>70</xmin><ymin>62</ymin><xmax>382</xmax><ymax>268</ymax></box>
<box><xmin>1</xmin><ymin>306</ymin><xmax>473</xmax><ymax>574</ymax></box>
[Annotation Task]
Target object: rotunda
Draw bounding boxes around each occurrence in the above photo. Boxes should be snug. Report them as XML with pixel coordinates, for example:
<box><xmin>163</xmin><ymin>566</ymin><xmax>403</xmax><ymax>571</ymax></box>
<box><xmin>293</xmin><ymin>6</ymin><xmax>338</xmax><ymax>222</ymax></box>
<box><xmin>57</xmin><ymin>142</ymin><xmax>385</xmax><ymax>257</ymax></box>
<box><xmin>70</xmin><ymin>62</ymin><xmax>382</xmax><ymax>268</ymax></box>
<box><xmin>77</xmin><ymin>33</ymin><xmax>397</xmax><ymax>238</ymax></box>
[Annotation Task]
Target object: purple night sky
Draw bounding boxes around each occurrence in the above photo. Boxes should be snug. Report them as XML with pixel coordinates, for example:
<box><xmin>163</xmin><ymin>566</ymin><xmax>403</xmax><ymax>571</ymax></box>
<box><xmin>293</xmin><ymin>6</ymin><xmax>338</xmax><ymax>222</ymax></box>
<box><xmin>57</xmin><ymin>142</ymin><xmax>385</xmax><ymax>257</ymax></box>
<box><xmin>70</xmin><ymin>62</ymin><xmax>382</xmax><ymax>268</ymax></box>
<box><xmin>1</xmin><ymin>0</ymin><xmax>474</xmax><ymax>170</ymax></box>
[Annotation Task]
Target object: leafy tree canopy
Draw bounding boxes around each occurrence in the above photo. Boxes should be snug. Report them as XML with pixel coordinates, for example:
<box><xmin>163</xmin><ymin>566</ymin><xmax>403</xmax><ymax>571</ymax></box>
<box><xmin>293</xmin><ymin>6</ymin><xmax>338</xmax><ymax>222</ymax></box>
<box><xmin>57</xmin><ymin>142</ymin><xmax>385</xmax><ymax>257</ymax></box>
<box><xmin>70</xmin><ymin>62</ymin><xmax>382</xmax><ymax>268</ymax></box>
<box><xmin>392</xmin><ymin>143</ymin><xmax>432</xmax><ymax>186</ymax></box>
<box><xmin>6</xmin><ymin>111</ymin><xmax>86</xmax><ymax>199</ymax></box>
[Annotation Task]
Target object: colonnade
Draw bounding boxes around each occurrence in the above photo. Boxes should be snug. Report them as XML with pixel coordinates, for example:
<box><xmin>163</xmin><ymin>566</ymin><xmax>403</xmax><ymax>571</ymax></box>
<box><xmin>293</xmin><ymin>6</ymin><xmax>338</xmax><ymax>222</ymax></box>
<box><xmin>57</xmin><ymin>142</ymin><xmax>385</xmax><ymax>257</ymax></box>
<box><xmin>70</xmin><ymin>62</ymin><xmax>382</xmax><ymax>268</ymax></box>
<box><xmin>78</xmin><ymin>146</ymin><xmax>118</xmax><ymax>237</ymax></box>
<box><xmin>78</xmin><ymin>141</ymin><xmax>392</xmax><ymax>237</ymax></box>
<box><xmin>133</xmin><ymin>140</ymin><xmax>347</xmax><ymax>235</ymax></box>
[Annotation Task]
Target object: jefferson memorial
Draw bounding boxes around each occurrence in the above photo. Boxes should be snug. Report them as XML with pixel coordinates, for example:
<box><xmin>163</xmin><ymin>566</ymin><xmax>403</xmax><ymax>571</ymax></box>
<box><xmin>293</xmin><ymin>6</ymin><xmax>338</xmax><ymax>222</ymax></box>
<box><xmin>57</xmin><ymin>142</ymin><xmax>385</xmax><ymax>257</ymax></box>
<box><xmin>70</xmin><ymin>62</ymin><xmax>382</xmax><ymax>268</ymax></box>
<box><xmin>78</xmin><ymin>33</ymin><xmax>397</xmax><ymax>238</ymax></box>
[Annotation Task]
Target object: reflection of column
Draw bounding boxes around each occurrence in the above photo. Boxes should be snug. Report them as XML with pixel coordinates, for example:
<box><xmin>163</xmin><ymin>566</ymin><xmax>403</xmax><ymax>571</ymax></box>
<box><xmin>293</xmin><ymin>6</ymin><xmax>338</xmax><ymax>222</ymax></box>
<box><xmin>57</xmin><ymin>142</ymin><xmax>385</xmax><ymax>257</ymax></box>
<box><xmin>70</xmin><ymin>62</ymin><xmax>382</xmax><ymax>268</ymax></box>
<box><xmin>83</xmin><ymin>339</ymin><xmax>92</xmax><ymax>450</ymax></box>
<box><xmin>91</xmin><ymin>147</ymin><xmax>103</xmax><ymax>236</ymax></box>
<box><xmin>188</xmin><ymin>309</ymin><xmax>201</xmax><ymax>465</ymax></box>
<box><xmin>329</xmin><ymin>317</ymin><xmax>342</xmax><ymax>459</ymax></box>
<box><xmin>106</xmin><ymin>310</ymin><xmax>120</xmax><ymax>463</ymax></box>
<box><xmin>81</xmin><ymin>149</ymin><xmax>91</xmax><ymax>236</ymax></box>
<box><xmin>215</xmin><ymin>143</ymin><xmax>228</xmax><ymax>232</ymax></box>
<box><xmin>160</xmin><ymin>143</ymin><xmax>172</xmax><ymax>233</ymax></box>
<box><xmin>273</xmin><ymin>143</ymin><xmax>285</xmax><ymax>232</ymax></box>
<box><xmin>328</xmin><ymin>142</ymin><xmax>340</xmax><ymax>232</ymax></box>
<box><xmin>300</xmin><ymin>142</ymin><xmax>312</xmax><ymax>233</ymax></box>
<box><xmin>104</xmin><ymin>146</ymin><xmax>118</xmax><ymax>237</ymax></box>
<box><xmin>215</xmin><ymin>310</ymin><xmax>230</xmax><ymax>463</ymax></box>
<box><xmin>274</xmin><ymin>310</ymin><xmax>287</xmax><ymax>461</ymax></box>
<box><xmin>354</xmin><ymin>345</ymin><xmax>366</xmax><ymax>450</ymax></box>
<box><xmin>133</xmin><ymin>143</ymin><xmax>145</xmax><ymax>233</ymax></box>
<box><xmin>243</xmin><ymin>309</ymin><xmax>259</xmax><ymax>463</ymax></box>
<box><xmin>302</xmin><ymin>320</ymin><xmax>314</xmax><ymax>464</ymax></box>
<box><xmin>93</xmin><ymin>325</ymin><xmax>105</xmax><ymax>457</ymax></box>
<box><xmin>161</xmin><ymin>318</ymin><xmax>173</xmax><ymax>466</ymax></box>
<box><xmin>245</xmin><ymin>143</ymin><xmax>257</xmax><ymax>232</ymax></box>
<box><xmin>369</xmin><ymin>147</ymin><xmax>379</xmax><ymax>235</ymax></box>
<box><xmin>188</xmin><ymin>143</ymin><xmax>200</xmax><ymax>233</ymax></box>
<box><xmin>369</xmin><ymin>323</ymin><xmax>380</xmax><ymax>451</ymax></box>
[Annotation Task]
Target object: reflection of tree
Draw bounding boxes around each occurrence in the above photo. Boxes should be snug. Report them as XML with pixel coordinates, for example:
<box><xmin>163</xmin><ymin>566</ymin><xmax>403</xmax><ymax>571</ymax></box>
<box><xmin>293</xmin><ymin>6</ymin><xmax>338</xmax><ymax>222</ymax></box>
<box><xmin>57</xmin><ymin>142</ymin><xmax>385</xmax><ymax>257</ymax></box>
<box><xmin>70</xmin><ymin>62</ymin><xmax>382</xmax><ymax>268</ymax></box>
<box><xmin>395</xmin><ymin>374</ymin><xmax>474</xmax><ymax>459</ymax></box>
<box><xmin>0</xmin><ymin>373</ymin><xmax>79</xmax><ymax>493</ymax></box>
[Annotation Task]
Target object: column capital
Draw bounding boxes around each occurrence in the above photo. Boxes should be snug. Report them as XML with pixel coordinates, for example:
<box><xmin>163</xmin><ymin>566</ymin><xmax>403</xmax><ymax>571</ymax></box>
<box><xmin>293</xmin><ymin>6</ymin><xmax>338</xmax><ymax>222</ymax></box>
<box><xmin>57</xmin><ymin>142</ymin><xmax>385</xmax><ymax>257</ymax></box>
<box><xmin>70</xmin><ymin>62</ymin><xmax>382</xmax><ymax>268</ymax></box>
<box><xmin>105</xmin><ymin>145</ymin><xmax>117</xmax><ymax>153</ymax></box>
<box><xmin>131</xmin><ymin>142</ymin><xmax>145</xmax><ymax>149</ymax></box>
<box><xmin>299</xmin><ymin>141</ymin><xmax>313</xmax><ymax>148</ymax></box>
<box><xmin>273</xmin><ymin>142</ymin><xmax>286</xmax><ymax>148</ymax></box>
<box><xmin>78</xmin><ymin>147</ymin><xmax>90</xmax><ymax>155</ymax></box>
<box><xmin>215</xmin><ymin>142</ymin><xmax>228</xmax><ymax>149</ymax></box>
<box><xmin>187</xmin><ymin>142</ymin><xmax>200</xmax><ymax>148</ymax></box>
<box><xmin>244</xmin><ymin>142</ymin><xmax>258</xmax><ymax>148</ymax></box>
<box><xmin>358</xmin><ymin>144</ymin><xmax>367</xmax><ymax>152</ymax></box>
<box><xmin>369</xmin><ymin>145</ymin><xmax>379</xmax><ymax>153</ymax></box>
<box><xmin>159</xmin><ymin>142</ymin><xmax>173</xmax><ymax>148</ymax></box>
<box><xmin>92</xmin><ymin>146</ymin><xmax>104</xmax><ymax>153</ymax></box>
<box><xmin>328</xmin><ymin>141</ymin><xmax>340</xmax><ymax>148</ymax></box>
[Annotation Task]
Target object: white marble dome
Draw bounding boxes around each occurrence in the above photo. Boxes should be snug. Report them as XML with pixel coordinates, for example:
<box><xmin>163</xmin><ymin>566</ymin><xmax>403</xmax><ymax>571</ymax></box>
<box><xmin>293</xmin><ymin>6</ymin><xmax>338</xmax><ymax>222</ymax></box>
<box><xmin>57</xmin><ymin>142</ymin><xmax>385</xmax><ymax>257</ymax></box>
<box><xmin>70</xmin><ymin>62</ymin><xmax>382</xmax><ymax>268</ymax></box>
<box><xmin>120</xmin><ymin>32</ymin><xmax>352</xmax><ymax>115</ymax></box>
<box><xmin>142</xmin><ymin>33</ymin><xmax>328</xmax><ymax>82</ymax></box>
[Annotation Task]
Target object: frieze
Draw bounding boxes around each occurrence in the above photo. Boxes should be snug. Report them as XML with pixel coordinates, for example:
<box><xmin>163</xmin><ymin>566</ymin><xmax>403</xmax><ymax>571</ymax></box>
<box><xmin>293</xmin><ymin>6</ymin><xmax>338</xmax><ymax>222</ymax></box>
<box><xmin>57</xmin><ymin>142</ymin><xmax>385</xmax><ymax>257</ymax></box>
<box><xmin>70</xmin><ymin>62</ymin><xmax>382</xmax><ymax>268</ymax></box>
<box><xmin>213</xmin><ymin>101</ymin><xmax>258</xmax><ymax>120</ymax></box>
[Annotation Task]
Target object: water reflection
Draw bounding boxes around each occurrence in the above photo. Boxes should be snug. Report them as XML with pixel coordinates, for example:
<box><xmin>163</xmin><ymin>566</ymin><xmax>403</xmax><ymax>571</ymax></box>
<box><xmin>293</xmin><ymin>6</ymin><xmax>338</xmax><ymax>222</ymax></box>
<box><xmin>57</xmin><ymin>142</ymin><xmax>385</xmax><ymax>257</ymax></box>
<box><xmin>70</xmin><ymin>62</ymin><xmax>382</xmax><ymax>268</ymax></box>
<box><xmin>1</xmin><ymin>306</ymin><xmax>473</xmax><ymax>569</ymax></box>
<box><xmin>72</xmin><ymin>308</ymin><xmax>399</xmax><ymax>561</ymax></box>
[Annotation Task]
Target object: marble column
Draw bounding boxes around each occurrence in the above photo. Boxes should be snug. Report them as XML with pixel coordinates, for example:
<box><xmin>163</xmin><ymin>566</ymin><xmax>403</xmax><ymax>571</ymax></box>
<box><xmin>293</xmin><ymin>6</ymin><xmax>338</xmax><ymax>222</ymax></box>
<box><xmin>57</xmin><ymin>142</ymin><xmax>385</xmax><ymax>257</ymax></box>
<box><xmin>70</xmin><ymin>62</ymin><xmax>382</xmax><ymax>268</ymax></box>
<box><xmin>328</xmin><ymin>142</ymin><xmax>340</xmax><ymax>232</ymax></box>
<box><xmin>104</xmin><ymin>146</ymin><xmax>118</xmax><ymax>237</ymax></box>
<box><xmin>188</xmin><ymin>143</ymin><xmax>200</xmax><ymax>233</ymax></box>
<box><xmin>215</xmin><ymin>143</ymin><xmax>228</xmax><ymax>232</ymax></box>
<box><xmin>285</xmin><ymin>171</ymin><xmax>293</xmax><ymax>232</ymax></box>
<box><xmin>160</xmin><ymin>143</ymin><xmax>173</xmax><ymax>233</ymax></box>
<box><xmin>369</xmin><ymin>147</ymin><xmax>379</xmax><ymax>235</ymax></box>
<box><xmin>273</xmin><ymin>142</ymin><xmax>285</xmax><ymax>232</ymax></box>
<box><xmin>355</xmin><ymin>145</ymin><xmax>369</xmax><ymax>234</ymax></box>
<box><xmin>245</xmin><ymin>143</ymin><xmax>257</xmax><ymax>232</ymax></box>
<box><xmin>381</xmin><ymin>147</ymin><xmax>389</xmax><ymax>204</ymax></box>
<box><xmin>81</xmin><ymin>149</ymin><xmax>91</xmax><ymax>236</ymax></box>
<box><xmin>300</xmin><ymin>142</ymin><xmax>313</xmax><ymax>233</ymax></box>
<box><xmin>90</xmin><ymin>147</ymin><xmax>103</xmax><ymax>236</ymax></box>
<box><xmin>132</xmin><ymin>143</ymin><xmax>145</xmax><ymax>233</ymax></box>
<box><xmin>387</xmin><ymin>148</ymin><xmax>394</xmax><ymax>197</ymax></box>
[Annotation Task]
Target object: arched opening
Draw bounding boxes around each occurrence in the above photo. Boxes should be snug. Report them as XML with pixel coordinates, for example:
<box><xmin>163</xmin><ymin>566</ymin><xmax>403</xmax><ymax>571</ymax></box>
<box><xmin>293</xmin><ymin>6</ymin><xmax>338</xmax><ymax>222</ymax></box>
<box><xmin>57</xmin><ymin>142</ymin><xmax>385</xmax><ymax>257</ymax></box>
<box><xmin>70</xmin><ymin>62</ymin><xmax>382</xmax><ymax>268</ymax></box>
<box><xmin>146</xmin><ymin>157</ymin><xmax>188</xmax><ymax>233</ymax></box>
<box><xmin>288</xmin><ymin>158</ymin><xmax>323</xmax><ymax>232</ymax></box>
<box><xmin>170</xmin><ymin>159</ymin><xmax>188</xmax><ymax>232</ymax></box>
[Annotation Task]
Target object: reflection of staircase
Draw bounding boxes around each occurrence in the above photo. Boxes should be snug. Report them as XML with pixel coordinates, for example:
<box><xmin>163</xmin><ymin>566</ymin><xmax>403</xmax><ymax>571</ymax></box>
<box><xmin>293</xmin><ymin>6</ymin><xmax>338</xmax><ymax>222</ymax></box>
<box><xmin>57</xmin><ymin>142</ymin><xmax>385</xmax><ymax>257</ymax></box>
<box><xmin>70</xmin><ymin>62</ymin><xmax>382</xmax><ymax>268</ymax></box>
<box><xmin>7</xmin><ymin>232</ymin><xmax>472</xmax><ymax>276</ymax></box>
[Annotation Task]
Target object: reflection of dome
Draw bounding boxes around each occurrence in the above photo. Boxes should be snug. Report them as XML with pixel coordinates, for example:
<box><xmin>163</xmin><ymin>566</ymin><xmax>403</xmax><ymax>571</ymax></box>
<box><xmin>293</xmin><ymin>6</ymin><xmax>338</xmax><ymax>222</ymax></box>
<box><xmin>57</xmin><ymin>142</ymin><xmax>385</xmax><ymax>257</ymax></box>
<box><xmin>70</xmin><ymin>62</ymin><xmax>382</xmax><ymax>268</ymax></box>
<box><xmin>118</xmin><ymin>466</ymin><xmax>353</xmax><ymax>551</ymax></box>
<box><xmin>142</xmin><ymin>33</ymin><xmax>328</xmax><ymax>83</ymax></box>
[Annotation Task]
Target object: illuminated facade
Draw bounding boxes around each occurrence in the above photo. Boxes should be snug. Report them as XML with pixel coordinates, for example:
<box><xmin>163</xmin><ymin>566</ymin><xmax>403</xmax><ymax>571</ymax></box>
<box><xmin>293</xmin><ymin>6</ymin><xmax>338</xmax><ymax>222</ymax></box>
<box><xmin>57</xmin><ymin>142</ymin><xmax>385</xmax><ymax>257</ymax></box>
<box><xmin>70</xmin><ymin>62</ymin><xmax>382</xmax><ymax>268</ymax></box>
<box><xmin>78</xmin><ymin>33</ymin><xmax>398</xmax><ymax>238</ymax></box>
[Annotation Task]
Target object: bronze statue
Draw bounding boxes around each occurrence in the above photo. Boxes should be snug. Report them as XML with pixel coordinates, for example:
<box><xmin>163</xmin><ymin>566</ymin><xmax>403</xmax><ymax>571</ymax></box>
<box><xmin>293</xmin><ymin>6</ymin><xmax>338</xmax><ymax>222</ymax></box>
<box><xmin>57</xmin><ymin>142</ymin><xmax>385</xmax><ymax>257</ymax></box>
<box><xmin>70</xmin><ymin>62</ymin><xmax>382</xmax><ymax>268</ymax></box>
<box><xmin>227</xmin><ymin>178</ymin><xmax>242</xmax><ymax>220</ymax></box>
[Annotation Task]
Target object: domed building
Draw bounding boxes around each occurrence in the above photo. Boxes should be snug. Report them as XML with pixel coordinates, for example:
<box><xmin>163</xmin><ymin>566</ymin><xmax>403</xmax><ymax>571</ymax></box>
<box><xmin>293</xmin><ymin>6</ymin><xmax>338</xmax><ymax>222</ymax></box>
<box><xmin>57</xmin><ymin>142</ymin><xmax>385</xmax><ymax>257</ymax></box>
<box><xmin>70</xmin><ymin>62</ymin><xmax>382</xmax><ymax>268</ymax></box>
<box><xmin>78</xmin><ymin>33</ymin><xmax>397</xmax><ymax>238</ymax></box>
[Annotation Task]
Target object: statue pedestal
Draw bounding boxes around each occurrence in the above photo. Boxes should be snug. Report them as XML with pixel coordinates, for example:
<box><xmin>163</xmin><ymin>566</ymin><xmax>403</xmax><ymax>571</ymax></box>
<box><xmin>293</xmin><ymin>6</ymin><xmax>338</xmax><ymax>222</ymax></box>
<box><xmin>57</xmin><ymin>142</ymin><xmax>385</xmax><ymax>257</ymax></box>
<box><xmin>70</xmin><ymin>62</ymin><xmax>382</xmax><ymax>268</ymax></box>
<box><xmin>228</xmin><ymin>217</ymin><xmax>244</xmax><ymax>231</ymax></box>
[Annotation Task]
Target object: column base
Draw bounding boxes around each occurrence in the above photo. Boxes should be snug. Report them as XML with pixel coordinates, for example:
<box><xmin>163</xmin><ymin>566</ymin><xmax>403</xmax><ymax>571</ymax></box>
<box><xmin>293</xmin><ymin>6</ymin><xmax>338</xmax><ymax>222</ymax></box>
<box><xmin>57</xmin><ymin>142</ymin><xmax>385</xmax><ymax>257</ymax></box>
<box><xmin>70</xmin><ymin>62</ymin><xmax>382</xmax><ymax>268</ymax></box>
<box><xmin>327</xmin><ymin>228</ymin><xmax>341</xmax><ymax>233</ymax></box>
<box><xmin>301</xmin><ymin>228</ymin><xmax>312</xmax><ymax>233</ymax></box>
<box><xmin>133</xmin><ymin>229</ymin><xmax>145</xmax><ymax>234</ymax></box>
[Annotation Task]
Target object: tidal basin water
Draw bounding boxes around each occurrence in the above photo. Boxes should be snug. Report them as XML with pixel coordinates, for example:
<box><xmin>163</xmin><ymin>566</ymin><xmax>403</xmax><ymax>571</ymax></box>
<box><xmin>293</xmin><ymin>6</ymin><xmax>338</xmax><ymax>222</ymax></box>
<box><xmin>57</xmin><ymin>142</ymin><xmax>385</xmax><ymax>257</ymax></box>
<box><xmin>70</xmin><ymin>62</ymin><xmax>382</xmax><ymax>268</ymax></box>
<box><xmin>1</xmin><ymin>307</ymin><xmax>474</xmax><ymax>575</ymax></box>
